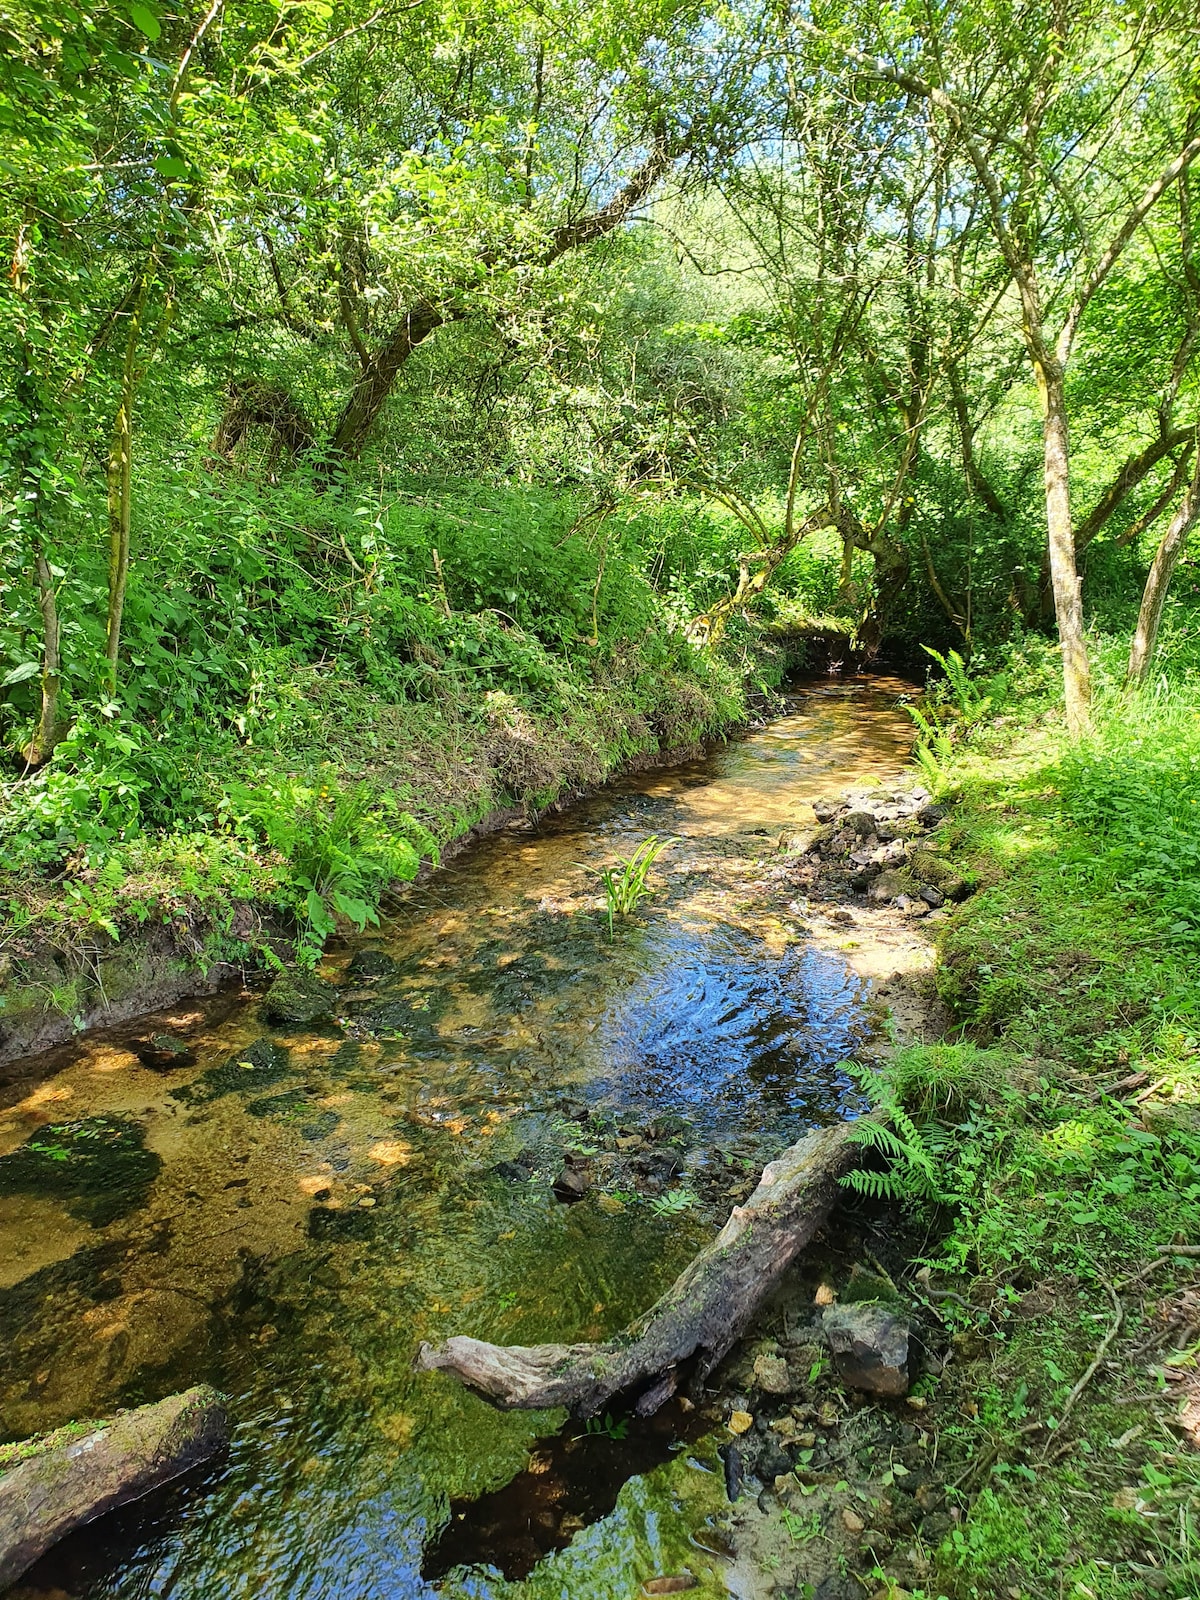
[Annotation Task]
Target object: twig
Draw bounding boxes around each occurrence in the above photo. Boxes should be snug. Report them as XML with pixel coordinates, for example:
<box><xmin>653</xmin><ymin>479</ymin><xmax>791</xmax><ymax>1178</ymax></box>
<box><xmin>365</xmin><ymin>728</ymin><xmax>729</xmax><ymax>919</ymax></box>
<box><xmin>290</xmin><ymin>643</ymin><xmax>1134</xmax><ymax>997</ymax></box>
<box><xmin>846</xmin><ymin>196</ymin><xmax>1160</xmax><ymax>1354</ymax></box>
<box><xmin>1044</xmin><ymin>1282</ymin><xmax>1123</xmax><ymax>1448</ymax></box>
<box><xmin>1157</xmin><ymin>1244</ymin><xmax>1200</xmax><ymax>1257</ymax></box>
<box><xmin>950</xmin><ymin>1420</ymin><xmax>1043</xmax><ymax>1491</ymax></box>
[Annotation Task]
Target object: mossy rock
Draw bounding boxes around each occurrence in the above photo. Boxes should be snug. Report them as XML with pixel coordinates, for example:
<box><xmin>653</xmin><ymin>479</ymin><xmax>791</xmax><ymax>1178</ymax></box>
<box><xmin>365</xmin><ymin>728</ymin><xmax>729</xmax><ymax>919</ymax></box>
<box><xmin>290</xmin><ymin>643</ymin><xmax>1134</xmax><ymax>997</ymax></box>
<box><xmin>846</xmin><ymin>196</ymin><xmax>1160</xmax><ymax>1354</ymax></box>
<box><xmin>870</xmin><ymin>867</ymin><xmax>920</xmax><ymax>902</ymax></box>
<box><xmin>245</xmin><ymin>1089</ymin><xmax>340</xmax><ymax>1140</ymax></box>
<box><xmin>174</xmin><ymin>1038</ymin><xmax>292</xmax><ymax>1103</ymax></box>
<box><xmin>345</xmin><ymin>948</ymin><xmax>399</xmax><ymax>980</ymax></box>
<box><xmin>0</xmin><ymin>1116</ymin><xmax>161</xmax><ymax>1226</ymax></box>
<box><xmin>909</xmin><ymin>848</ymin><xmax>969</xmax><ymax>901</ymax></box>
<box><xmin>260</xmin><ymin>969</ymin><xmax>337</xmax><ymax>1026</ymax></box>
<box><xmin>842</xmin><ymin>1264</ymin><xmax>903</xmax><ymax>1305</ymax></box>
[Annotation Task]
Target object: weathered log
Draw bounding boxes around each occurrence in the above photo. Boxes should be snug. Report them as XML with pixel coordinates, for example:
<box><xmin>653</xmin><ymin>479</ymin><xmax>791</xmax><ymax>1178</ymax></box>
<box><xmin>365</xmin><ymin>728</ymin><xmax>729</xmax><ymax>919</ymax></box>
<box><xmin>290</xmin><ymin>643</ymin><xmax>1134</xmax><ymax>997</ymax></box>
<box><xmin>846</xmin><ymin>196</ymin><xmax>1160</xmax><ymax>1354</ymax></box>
<box><xmin>0</xmin><ymin>1385</ymin><xmax>227</xmax><ymax>1590</ymax></box>
<box><xmin>416</xmin><ymin>1121</ymin><xmax>860</xmax><ymax>1417</ymax></box>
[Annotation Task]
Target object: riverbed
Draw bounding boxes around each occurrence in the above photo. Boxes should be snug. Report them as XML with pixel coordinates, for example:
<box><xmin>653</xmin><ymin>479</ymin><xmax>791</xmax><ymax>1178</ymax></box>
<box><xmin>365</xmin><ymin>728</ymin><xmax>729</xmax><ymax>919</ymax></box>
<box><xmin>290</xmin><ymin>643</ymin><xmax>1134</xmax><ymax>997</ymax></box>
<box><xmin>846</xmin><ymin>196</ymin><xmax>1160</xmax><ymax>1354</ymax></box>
<box><xmin>0</xmin><ymin>673</ymin><xmax>925</xmax><ymax>1599</ymax></box>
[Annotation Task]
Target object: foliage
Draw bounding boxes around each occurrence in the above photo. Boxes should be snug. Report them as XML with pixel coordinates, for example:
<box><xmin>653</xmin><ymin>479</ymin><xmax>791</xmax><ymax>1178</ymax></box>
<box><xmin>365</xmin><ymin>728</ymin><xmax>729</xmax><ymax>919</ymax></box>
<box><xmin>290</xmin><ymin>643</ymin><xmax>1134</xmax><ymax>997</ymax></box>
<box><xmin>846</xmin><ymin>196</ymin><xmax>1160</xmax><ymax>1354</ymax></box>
<box><xmin>597</xmin><ymin>835</ymin><xmax>674</xmax><ymax>940</ymax></box>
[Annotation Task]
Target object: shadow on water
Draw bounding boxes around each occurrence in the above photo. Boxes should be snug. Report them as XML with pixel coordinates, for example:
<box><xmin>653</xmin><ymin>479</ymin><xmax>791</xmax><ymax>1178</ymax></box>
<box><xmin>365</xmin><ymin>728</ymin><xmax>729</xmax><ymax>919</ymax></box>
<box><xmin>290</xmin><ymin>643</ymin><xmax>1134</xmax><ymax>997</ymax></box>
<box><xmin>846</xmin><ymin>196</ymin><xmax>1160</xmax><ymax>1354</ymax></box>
<box><xmin>0</xmin><ymin>673</ymin><xmax>917</xmax><ymax>1599</ymax></box>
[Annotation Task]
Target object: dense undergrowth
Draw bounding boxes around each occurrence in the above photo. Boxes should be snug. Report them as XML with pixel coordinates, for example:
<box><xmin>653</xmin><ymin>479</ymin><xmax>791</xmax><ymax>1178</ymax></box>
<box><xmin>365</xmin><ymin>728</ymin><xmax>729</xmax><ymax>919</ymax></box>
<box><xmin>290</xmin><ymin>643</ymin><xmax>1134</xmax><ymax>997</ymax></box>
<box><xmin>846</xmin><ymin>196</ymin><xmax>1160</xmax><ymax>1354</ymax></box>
<box><xmin>858</xmin><ymin>629</ymin><xmax>1200</xmax><ymax>1599</ymax></box>
<box><xmin>0</xmin><ymin>468</ymin><xmax>816</xmax><ymax>984</ymax></box>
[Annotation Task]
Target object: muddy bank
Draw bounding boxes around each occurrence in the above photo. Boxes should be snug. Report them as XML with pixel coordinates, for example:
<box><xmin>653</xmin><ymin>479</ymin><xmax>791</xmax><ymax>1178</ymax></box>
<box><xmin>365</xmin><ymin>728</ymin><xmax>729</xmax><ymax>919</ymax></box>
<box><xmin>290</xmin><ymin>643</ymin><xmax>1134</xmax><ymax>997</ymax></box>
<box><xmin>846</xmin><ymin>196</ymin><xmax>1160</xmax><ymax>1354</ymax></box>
<box><xmin>0</xmin><ymin>721</ymin><xmax>753</xmax><ymax>1074</ymax></box>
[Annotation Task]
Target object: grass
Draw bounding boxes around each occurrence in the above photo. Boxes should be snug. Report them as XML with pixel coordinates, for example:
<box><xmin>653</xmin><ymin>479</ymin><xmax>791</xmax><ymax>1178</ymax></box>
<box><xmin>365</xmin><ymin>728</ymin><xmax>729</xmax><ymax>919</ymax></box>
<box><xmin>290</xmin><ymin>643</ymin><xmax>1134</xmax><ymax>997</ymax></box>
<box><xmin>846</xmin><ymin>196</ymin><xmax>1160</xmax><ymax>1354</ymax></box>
<box><xmin>598</xmin><ymin>835</ymin><xmax>675</xmax><ymax>940</ymax></box>
<box><xmin>869</xmin><ymin>642</ymin><xmax>1200</xmax><ymax>1599</ymax></box>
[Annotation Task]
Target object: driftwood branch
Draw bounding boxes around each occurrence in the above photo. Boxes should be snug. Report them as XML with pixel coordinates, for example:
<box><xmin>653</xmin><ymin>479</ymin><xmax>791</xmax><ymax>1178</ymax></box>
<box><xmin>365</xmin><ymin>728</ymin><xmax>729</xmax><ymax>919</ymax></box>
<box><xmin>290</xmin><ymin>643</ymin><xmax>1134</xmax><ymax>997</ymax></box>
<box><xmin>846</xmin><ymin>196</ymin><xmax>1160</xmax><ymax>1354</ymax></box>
<box><xmin>416</xmin><ymin>1121</ymin><xmax>861</xmax><ymax>1417</ymax></box>
<box><xmin>0</xmin><ymin>1385</ymin><xmax>227</xmax><ymax>1589</ymax></box>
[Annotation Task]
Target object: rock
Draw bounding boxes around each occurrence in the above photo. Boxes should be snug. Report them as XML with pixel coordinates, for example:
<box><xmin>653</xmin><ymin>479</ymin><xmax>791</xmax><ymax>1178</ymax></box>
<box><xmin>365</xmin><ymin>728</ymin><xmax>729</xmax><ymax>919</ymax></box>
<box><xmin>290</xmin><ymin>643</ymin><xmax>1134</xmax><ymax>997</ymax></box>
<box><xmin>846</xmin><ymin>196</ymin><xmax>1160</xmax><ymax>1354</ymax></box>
<box><xmin>918</xmin><ymin>1511</ymin><xmax>953</xmax><ymax>1542</ymax></box>
<box><xmin>841</xmin><ymin>1507</ymin><xmax>866</xmax><ymax>1534</ymax></box>
<box><xmin>755</xmin><ymin>1439</ymin><xmax>793</xmax><ymax>1481</ymax></box>
<box><xmin>918</xmin><ymin>885</ymin><xmax>944</xmax><ymax>908</ymax></box>
<box><xmin>261</xmin><ymin>970</ymin><xmax>337</xmax><ymax>1026</ymax></box>
<box><xmin>844</xmin><ymin>1264</ymin><xmax>902</xmax><ymax>1304</ymax></box>
<box><xmin>823</xmin><ymin>1303</ymin><xmax>910</xmax><ymax>1396</ymax></box>
<box><xmin>633</xmin><ymin>1149</ymin><xmax>684</xmax><ymax>1185</ymax></box>
<box><xmin>134</xmin><ymin>1033</ymin><xmax>195</xmax><ymax>1071</ymax></box>
<box><xmin>859</xmin><ymin>1528</ymin><xmax>893</xmax><ymax>1557</ymax></box>
<box><xmin>908</xmin><ymin>848</ymin><xmax>969</xmax><ymax>901</ymax></box>
<box><xmin>552</xmin><ymin>1165</ymin><xmax>590</xmax><ymax>1202</ymax></box>
<box><xmin>843</xmin><ymin>810</ymin><xmax>877</xmax><ymax>837</ymax></box>
<box><xmin>814</xmin><ymin>1578</ymin><xmax>861</xmax><ymax>1600</ymax></box>
<box><xmin>869</xmin><ymin>868</ymin><xmax>914</xmax><ymax>903</ymax></box>
<box><xmin>718</xmin><ymin>1442</ymin><xmax>744</xmax><ymax>1501</ymax></box>
<box><xmin>727</xmin><ymin>1409</ymin><xmax>753</xmax><ymax>1435</ymax></box>
<box><xmin>752</xmin><ymin>1353</ymin><xmax>793</xmax><ymax>1395</ymax></box>
<box><xmin>493</xmin><ymin>1160</ymin><xmax>532</xmax><ymax>1183</ymax></box>
<box><xmin>647</xmin><ymin>1112</ymin><xmax>690</xmax><ymax>1144</ymax></box>
<box><xmin>813</xmin><ymin>799</ymin><xmax>840</xmax><ymax>822</ymax></box>
<box><xmin>346</xmin><ymin>948</ymin><xmax>398</xmax><ymax>979</ymax></box>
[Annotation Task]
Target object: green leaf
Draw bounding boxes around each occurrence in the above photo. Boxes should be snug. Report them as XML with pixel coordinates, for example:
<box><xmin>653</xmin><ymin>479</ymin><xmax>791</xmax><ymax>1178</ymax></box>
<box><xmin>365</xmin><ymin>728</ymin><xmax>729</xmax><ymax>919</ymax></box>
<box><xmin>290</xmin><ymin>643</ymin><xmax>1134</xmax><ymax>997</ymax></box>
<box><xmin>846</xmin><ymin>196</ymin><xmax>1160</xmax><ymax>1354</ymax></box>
<box><xmin>128</xmin><ymin>4</ymin><xmax>161</xmax><ymax>39</ymax></box>
<box><xmin>1</xmin><ymin>661</ymin><xmax>40</xmax><ymax>688</ymax></box>
<box><xmin>153</xmin><ymin>155</ymin><xmax>189</xmax><ymax>178</ymax></box>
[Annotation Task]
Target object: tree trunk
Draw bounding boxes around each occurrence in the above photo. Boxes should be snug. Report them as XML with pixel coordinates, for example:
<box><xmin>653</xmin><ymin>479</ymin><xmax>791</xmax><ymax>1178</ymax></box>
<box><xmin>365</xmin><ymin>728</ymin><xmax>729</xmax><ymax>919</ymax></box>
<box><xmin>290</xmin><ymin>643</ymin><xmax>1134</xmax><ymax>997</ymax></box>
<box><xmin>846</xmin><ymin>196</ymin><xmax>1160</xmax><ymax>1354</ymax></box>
<box><xmin>104</xmin><ymin>285</ymin><xmax>147</xmax><ymax>691</ymax></box>
<box><xmin>1037</xmin><ymin>360</ymin><xmax>1092</xmax><ymax>734</ymax></box>
<box><xmin>25</xmin><ymin>540</ymin><xmax>61</xmax><ymax>767</ymax></box>
<box><xmin>0</xmin><ymin>1386</ymin><xmax>227</xmax><ymax>1590</ymax></box>
<box><xmin>326</xmin><ymin>302</ymin><xmax>448</xmax><ymax>461</ymax></box>
<box><xmin>416</xmin><ymin>1120</ymin><xmax>861</xmax><ymax>1417</ymax></box>
<box><xmin>1126</xmin><ymin>440</ymin><xmax>1200</xmax><ymax>687</ymax></box>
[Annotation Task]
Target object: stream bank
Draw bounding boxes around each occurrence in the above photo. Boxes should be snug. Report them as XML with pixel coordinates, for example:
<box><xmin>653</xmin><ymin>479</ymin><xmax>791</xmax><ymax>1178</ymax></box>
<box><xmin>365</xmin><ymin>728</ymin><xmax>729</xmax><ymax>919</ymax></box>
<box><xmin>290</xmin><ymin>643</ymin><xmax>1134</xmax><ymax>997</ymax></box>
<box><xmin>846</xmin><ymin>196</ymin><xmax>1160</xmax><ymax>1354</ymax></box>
<box><xmin>0</xmin><ymin>631</ymin><xmax>821</xmax><ymax>1069</ymax></box>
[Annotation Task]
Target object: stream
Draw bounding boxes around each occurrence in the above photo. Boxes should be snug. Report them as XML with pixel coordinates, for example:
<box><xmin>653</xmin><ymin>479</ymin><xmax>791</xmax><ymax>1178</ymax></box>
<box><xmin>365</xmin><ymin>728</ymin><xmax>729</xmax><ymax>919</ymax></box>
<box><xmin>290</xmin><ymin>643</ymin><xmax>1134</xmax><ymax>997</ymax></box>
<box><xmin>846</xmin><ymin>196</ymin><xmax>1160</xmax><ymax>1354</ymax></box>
<box><xmin>0</xmin><ymin>673</ymin><xmax>921</xmax><ymax>1600</ymax></box>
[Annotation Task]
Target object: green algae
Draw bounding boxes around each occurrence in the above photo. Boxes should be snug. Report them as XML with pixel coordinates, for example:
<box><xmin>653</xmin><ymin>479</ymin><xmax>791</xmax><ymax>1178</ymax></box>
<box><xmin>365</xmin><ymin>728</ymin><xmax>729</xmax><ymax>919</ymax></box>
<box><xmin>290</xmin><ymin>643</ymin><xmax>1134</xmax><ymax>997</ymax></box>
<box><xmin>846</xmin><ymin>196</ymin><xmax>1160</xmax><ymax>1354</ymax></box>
<box><xmin>173</xmin><ymin>1037</ymin><xmax>293</xmax><ymax>1102</ymax></box>
<box><xmin>440</xmin><ymin>1443</ymin><xmax>731</xmax><ymax>1600</ymax></box>
<box><xmin>0</xmin><ymin>1116</ymin><xmax>161</xmax><ymax>1225</ymax></box>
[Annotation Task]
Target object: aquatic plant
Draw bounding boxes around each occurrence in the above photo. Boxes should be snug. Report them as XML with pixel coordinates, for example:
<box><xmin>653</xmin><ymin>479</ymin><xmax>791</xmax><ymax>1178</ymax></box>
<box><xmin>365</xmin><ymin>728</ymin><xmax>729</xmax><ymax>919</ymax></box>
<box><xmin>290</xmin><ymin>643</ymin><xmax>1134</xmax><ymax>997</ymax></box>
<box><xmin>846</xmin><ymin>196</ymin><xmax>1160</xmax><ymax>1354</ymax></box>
<box><xmin>598</xmin><ymin>836</ymin><xmax>674</xmax><ymax>940</ymax></box>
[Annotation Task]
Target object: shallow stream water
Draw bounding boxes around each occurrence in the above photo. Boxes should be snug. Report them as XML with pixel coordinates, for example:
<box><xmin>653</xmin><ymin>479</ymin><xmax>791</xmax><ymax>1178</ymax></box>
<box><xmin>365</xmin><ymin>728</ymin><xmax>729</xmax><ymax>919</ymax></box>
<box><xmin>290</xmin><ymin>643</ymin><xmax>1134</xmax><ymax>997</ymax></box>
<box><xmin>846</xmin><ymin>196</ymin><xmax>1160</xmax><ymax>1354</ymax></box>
<box><xmin>0</xmin><ymin>674</ymin><xmax>918</xmax><ymax>1600</ymax></box>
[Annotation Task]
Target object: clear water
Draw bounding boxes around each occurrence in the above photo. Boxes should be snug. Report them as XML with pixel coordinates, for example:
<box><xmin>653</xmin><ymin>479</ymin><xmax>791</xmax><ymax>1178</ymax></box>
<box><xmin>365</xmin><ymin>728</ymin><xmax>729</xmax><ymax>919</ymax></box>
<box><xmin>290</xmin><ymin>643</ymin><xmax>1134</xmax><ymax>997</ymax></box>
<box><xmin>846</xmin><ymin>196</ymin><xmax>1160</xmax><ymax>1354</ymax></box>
<box><xmin>0</xmin><ymin>674</ymin><xmax>916</xmax><ymax>1599</ymax></box>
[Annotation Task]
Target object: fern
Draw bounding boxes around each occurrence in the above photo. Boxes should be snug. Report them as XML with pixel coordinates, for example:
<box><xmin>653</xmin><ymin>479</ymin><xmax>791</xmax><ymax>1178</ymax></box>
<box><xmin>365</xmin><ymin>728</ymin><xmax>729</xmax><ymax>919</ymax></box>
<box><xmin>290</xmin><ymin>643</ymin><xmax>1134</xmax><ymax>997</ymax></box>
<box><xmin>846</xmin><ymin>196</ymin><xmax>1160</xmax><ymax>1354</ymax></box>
<box><xmin>840</xmin><ymin>1061</ymin><xmax>950</xmax><ymax>1205</ymax></box>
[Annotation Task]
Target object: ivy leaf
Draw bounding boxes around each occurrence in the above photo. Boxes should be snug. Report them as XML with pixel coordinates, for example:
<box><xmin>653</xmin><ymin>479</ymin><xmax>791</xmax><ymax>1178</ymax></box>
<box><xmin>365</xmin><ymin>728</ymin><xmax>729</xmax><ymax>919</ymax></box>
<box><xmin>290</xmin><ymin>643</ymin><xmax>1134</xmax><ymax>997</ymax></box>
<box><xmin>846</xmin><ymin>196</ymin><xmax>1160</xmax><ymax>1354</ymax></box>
<box><xmin>128</xmin><ymin>4</ymin><xmax>161</xmax><ymax>39</ymax></box>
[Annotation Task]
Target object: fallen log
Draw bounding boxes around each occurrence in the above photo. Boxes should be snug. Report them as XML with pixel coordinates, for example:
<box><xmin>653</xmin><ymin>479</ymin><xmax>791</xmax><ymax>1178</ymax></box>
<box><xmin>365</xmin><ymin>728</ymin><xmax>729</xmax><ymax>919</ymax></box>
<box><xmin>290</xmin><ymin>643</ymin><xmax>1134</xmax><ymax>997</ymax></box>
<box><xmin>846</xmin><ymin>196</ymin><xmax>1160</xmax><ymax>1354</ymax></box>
<box><xmin>416</xmin><ymin>1120</ymin><xmax>860</xmax><ymax>1417</ymax></box>
<box><xmin>0</xmin><ymin>1385</ymin><xmax>227</xmax><ymax>1590</ymax></box>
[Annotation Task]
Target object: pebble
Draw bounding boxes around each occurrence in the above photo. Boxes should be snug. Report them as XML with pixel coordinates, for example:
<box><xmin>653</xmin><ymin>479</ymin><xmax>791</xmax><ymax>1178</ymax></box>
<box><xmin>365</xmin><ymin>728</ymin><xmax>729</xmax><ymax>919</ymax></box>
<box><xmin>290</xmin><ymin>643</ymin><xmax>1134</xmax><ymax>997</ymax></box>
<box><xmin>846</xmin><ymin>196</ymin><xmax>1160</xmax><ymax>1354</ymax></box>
<box><xmin>841</xmin><ymin>1508</ymin><xmax>865</xmax><ymax>1534</ymax></box>
<box><xmin>727</xmin><ymin>1410</ymin><xmax>753</xmax><ymax>1435</ymax></box>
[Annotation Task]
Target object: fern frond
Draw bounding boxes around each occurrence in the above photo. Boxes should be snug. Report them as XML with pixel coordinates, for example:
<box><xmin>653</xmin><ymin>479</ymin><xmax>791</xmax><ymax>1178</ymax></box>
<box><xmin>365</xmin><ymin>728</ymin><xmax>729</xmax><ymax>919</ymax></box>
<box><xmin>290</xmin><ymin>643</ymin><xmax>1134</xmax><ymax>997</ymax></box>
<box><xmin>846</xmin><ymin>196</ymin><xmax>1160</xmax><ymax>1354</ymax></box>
<box><xmin>839</xmin><ymin>1168</ymin><xmax>908</xmax><ymax>1199</ymax></box>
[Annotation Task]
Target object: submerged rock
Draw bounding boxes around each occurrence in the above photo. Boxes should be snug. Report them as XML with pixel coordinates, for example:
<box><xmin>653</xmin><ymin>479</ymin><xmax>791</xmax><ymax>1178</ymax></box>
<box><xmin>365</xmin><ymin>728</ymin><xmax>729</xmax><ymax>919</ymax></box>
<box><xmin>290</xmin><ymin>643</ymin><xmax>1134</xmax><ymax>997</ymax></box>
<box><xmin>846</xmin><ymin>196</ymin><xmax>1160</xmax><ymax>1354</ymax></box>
<box><xmin>823</xmin><ymin>1302</ymin><xmax>911</xmax><ymax>1396</ymax></box>
<box><xmin>552</xmin><ymin>1164</ymin><xmax>591</xmax><ymax>1202</ymax></box>
<box><xmin>261</xmin><ymin>969</ymin><xmax>337</xmax><ymax>1026</ymax></box>
<box><xmin>135</xmin><ymin>1033</ymin><xmax>196</xmax><ymax>1071</ymax></box>
<box><xmin>174</xmin><ymin>1038</ymin><xmax>292</xmax><ymax>1102</ymax></box>
<box><xmin>345</xmin><ymin>948</ymin><xmax>399</xmax><ymax>980</ymax></box>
